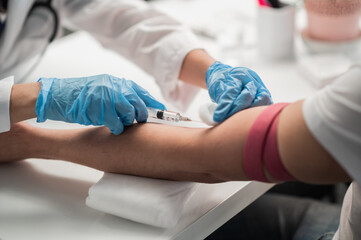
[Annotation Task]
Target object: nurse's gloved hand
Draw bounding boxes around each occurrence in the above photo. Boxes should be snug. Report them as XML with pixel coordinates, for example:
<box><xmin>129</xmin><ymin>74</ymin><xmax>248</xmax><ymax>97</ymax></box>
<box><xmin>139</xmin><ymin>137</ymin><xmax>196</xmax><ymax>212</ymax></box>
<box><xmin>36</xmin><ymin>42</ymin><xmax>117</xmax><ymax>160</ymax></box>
<box><xmin>35</xmin><ymin>74</ymin><xmax>165</xmax><ymax>135</ymax></box>
<box><xmin>206</xmin><ymin>61</ymin><xmax>272</xmax><ymax>123</ymax></box>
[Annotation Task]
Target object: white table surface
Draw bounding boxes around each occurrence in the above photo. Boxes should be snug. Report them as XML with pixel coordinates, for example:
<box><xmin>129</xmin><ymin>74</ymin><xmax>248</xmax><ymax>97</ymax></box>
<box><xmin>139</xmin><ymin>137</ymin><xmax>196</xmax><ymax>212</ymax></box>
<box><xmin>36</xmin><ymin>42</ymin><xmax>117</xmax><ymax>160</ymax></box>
<box><xmin>0</xmin><ymin>0</ymin><xmax>324</xmax><ymax>239</ymax></box>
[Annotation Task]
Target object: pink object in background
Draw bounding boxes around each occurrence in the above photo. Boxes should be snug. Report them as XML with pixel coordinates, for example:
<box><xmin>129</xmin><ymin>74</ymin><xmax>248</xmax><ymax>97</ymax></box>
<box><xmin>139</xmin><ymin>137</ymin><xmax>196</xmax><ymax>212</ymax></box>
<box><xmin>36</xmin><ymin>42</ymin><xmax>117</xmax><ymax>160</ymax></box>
<box><xmin>258</xmin><ymin>0</ymin><xmax>269</xmax><ymax>7</ymax></box>
<box><xmin>305</xmin><ymin>0</ymin><xmax>361</xmax><ymax>42</ymax></box>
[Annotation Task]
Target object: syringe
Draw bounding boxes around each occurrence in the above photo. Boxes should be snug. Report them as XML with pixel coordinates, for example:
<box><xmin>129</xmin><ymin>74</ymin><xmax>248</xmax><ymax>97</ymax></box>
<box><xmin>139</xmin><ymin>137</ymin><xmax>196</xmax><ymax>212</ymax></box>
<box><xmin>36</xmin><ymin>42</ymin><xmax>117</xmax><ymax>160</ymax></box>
<box><xmin>147</xmin><ymin>107</ymin><xmax>192</xmax><ymax>122</ymax></box>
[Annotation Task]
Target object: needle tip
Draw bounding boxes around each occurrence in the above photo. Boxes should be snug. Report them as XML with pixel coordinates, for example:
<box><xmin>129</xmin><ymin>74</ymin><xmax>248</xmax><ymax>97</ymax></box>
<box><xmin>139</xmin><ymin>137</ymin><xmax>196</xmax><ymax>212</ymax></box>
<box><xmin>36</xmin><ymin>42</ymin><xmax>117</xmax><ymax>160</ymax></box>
<box><xmin>180</xmin><ymin>116</ymin><xmax>192</xmax><ymax>121</ymax></box>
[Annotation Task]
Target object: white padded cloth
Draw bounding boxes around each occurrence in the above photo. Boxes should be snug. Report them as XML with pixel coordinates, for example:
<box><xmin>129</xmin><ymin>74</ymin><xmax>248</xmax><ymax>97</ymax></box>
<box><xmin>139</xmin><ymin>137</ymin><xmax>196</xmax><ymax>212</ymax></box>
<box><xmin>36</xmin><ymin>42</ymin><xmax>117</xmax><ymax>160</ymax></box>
<box><xmin>86</xmin><ymin>173</ymin><xmax>198</xmax><ymax>228</ymax></box>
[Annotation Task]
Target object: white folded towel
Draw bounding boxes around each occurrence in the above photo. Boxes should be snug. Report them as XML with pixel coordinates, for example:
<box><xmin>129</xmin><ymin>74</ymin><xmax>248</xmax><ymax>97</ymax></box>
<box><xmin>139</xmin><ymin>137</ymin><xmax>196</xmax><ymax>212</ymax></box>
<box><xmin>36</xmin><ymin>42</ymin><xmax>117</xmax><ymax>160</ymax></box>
<box><xmin>86</xmin><ymin>173</ymin><xmax>198</xmax><ymax>228</ymax></box>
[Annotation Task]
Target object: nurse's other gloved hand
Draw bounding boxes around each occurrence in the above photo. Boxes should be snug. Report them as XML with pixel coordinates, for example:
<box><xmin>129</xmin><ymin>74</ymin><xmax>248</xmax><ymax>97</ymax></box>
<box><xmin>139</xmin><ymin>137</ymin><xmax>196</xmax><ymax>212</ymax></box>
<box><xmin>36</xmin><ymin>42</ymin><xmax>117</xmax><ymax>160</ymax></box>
<box><xmin>35</xmin><ymin>74</ymin><xmax>165</xmax><ymax>135</ymax></box>
<box><xmin>206</xmin><ymin>61</ymin><xmax>273</xmax><ymax>123</ymax></box>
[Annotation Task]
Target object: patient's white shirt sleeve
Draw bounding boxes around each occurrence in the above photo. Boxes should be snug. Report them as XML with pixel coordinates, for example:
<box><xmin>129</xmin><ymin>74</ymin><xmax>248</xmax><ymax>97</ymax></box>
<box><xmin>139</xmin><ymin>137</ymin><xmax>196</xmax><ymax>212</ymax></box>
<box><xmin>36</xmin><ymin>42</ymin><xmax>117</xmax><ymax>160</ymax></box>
<box><xmin>302</xmin><ymin>65</ymin><xmax>361</xmax><ymax>240</ymax></box>
<box><xmin>57</xmin><ymin>0</ymin><xmax>203</xmax><ymax>110</ymax></box>
<box><xmin>0</xmin><ymin>76</ymin><xmax>14</xmax><ymax>133</ymax></box>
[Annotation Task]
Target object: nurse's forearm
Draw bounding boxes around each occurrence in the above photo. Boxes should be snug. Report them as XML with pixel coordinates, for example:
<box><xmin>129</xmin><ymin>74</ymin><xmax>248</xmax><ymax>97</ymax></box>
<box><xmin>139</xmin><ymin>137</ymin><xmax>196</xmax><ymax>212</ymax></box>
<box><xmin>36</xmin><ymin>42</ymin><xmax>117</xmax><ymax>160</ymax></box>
<box><xmin>9</xmin><ymin>82</ymin><xmax>41</xmax><ymax>123</ymax></box>
<box><xmin>179</xmin><ymin>50</ymin><xmax>215</xmax><ymax>89</ymax></box>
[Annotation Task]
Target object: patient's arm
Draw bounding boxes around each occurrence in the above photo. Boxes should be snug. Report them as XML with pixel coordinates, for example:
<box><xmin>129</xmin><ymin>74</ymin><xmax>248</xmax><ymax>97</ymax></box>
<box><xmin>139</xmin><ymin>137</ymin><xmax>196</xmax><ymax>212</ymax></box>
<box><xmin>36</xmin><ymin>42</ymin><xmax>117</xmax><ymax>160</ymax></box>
<box><xmin>2</xmin><ymin>100</ymin><xmax>350</xmax><ymax>184</ymax></box>
<box><xmin>277</xmin><ymin>101</ymin><xmax>350</xmax><ymax>184</ymax></box>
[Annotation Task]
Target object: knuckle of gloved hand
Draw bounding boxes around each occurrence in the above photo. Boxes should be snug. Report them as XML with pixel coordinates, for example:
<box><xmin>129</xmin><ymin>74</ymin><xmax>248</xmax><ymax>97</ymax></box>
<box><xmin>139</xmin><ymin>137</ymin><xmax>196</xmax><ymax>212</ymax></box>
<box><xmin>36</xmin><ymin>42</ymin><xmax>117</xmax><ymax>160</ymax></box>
<box><xmin>256</xmin><ymin>93</ymin><xmax>271</xmax><ymax>105</ymax></box>
<box><xmin>238</xmin><ymin>69</ymin><xmax>257</xmax><ymax>82</ymax></box>
<box><xmin>229</xmin><ymin>66</ymin><xmax>243</xmax><ymax>74</ymax></box>
<box><xmin>239</xmin><ymin>88</ymin><xmax>252</xmax><ymax>99</ymax></box>
<box><xmin>249</xmin><ymin>71</ymin><xmax>263</xmax><ymax>84</ymax></box>
<box><xmin>98</xmin><ymin>75</ymin><xmax>114</xmax><ymax>88</ymax></box>
<box><xmin>231</xmin><ymin>66</ymin><xmax>248</xmax><ymax>75</ymax></box>
<box><xmin>228</xmin><ymin>72</ymin><xmax>246</xmax><ymax>85</ymax></box>
<box><xmin>122</xmin><ymin>88</ymin><xmax>137</xmax><ymax>99</ymax></box>
<box><xmin>244</xmin><ymin>79</ymin><xmax>256</xmax><ymax>89</ymax></box>
<box><xmin>257</xmin><ymin>86</ymin><xmax>271</xmax><ymax>96</ymax></box>
<box><xmin>99</xmin><ymin>73</ymin><xmax>110</xmax><ymax>78</ymax></box>
<box><xmin>125</xmin><ymin>79</ymin><xmax>134</xmax><ymax>87</ymax></box>
<box><xmin>98</xmin><ymin>73</ymin><xmax>114</xmax><ymax>83</ymax></box>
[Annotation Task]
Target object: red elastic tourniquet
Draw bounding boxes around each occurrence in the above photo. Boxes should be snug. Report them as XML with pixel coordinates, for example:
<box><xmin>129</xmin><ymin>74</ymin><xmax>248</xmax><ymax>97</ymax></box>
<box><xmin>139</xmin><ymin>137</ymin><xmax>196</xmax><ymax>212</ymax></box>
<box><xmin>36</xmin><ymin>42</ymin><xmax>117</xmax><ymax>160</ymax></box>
<box><xmin>243</xmin><ymin>103</ymin><xmax>290</xmax><ymax>182</ymax></box>
<box><xmin>264</xmin><ymin>114</ymin><xmax>296</xmax><ymax>181</ymax></box>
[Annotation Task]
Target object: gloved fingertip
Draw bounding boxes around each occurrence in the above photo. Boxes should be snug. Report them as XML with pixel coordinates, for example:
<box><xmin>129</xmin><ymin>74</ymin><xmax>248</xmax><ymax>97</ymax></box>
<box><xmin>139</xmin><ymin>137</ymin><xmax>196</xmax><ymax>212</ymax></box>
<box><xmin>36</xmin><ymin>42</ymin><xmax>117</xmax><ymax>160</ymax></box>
<box><xmin>123</xmin><ymin>119</ymin><xmax>135</xmax><ymax>126</ymax></box>
<box><xmin>266</xmin><ymin>93</ymin><xmax>274</xmax><ymax>104</ymax></box>
<box><xmin>212</xmin><ymin>113</ymin><xmax>225</xmax><ymax>123</ymax></box>
<box><xmin>137</xmin><ymin>118</ymin><xmax>147</xmax><ymax>124</ymax></box>
<box><xmin>157</xmin><ymin>102</ymin><xmax>167</xmax><ymax>110</ymax></box>
<box><xmin>263</xmin><ymin>96</ymin><xmax>273</xmax><ymax>105</ymax></box>
<box><xmin>110</xmin><ymin>128</ymin><xmax>123</xmax><ymax>135</ymax></box>
<box><xmin>109</xmin><ymin>121</ymin><xmax>124</xmax><ymax>135</ymax></box>
<box><xmin>148</xmin><ymin>101</ymin><xmax>166</xmax><ymax>111</ymax></box>
<box><xmin>135</xmin><ymin>111</ymin><xmax>148</xmax><ymax>123</ymax></box>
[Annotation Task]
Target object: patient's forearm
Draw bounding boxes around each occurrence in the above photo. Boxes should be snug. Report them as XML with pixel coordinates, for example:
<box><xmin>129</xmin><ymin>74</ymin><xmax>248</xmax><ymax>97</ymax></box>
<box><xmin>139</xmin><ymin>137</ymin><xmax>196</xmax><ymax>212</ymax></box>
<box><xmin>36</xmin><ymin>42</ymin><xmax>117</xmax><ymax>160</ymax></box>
<box><xmin>60</xmin><ymin>125</ymin><xmax>221</xmax><ymax>182</ymax></box>
<box><xmin>5</xmin><ymin>100</ymin><xmax>350</xmax><ymax>184</ymax></box>
<box><xmin>27</xmin><ymin>106</ymin><xmax>265</xmax><ymax>183</ymax></box>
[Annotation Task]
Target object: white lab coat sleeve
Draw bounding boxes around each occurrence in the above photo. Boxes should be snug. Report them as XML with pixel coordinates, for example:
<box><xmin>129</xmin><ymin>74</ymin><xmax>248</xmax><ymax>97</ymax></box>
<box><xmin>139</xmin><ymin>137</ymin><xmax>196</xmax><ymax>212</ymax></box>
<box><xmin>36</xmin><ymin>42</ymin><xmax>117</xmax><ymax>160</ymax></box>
<box><xmin>58</xmin><ymin>0</ymin><xmax>203</xmax><ymax>110</ymax></box>
<box><xmin>0</xmin><ymin>76</ymin><xmax>14</xmax><ymax>133</ymax></box>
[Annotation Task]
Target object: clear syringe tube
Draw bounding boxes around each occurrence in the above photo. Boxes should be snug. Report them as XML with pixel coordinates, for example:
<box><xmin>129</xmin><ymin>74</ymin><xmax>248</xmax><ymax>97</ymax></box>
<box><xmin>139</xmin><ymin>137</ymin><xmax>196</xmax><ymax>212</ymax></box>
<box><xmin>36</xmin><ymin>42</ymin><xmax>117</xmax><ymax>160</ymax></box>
<box><xmin>147</xmin><ymin>107</ymin><xmax>191</xmax><ymax>122</ymax></box>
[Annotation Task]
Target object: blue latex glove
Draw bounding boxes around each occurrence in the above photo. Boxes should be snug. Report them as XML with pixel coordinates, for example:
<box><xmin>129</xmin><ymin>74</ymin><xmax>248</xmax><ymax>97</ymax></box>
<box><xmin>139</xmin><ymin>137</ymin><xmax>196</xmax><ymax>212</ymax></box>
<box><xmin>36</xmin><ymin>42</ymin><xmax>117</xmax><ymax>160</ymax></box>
<box><xmin>35</xmin><ymin>74</ymin><xmax>165</xmax><ymax>135</ymax></box>
<box><xmin>206</xmin><ymin>61</ymin><xmax>273</xmax><ymax>123</ymax></box>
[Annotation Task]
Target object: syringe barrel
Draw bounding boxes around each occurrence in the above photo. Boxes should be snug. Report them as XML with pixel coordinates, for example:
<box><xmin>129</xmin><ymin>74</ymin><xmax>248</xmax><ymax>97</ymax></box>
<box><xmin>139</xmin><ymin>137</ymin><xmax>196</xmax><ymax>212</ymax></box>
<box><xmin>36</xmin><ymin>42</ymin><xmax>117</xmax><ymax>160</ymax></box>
<box><xmin>162</xmin><ymin>111</ymin><xmax>180</xmax><ymax>122</ymax></box>
<box><xmin>147</xmin><ymin>107</ymin><xmax>160</xmax><ymax>119</ymax></box>
<box><xmin>147</xmin><ymin>108</ymin><xmax>180</xmax><ymax>122</ymax></box>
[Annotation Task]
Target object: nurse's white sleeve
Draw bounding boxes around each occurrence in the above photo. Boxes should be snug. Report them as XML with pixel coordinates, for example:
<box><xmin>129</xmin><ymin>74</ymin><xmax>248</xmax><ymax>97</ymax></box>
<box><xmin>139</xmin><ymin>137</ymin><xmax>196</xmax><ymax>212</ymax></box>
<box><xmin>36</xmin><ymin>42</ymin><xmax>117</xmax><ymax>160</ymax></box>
<box><xmin>0</xmin><ymin>76</ymin><xmax>14</xmax><ymax>133</ymax></box>
<box><xmin>303</xmin><ymin>65</ymin><xmax>361</xmax><ymax>185</ymax></box>
<box><xmin>58</xmin><ymin>0</ymin><xmax>203</xmax><ymax>110</ymax></box>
